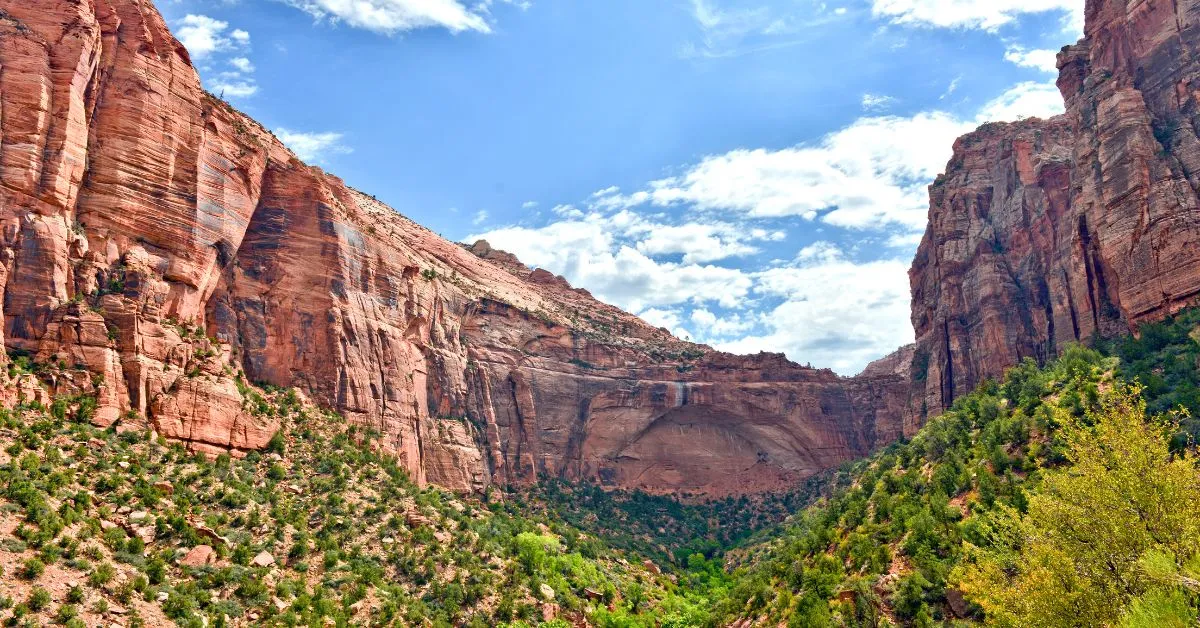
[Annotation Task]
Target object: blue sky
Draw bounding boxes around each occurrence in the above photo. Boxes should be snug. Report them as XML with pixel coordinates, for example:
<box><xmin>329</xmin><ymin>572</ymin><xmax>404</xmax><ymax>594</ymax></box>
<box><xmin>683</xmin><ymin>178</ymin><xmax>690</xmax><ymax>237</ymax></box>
<box><xmin>162</xmin><ymin>0</ymin><xmax>1082</xmax><ymax>375</ymax></box>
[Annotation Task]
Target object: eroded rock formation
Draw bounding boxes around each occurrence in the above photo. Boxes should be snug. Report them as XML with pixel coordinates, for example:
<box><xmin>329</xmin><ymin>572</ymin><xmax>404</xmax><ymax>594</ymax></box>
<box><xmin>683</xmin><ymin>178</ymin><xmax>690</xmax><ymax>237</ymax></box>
<box><xmin>912</xmin><ymin>0</ymin><xmax>1200</xmax><ymax>413</ymax></box>
<box><xmin>0</xmin><ymin>0</ymin><xmax>915</xmax><ymax>496</ymax></box>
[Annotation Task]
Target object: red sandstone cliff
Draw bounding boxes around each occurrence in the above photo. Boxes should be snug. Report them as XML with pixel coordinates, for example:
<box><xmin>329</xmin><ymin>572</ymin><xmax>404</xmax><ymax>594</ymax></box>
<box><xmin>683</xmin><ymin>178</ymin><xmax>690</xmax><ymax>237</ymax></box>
<box><xmin>912</xmin><ymin>0</ymin><xmax>1200</xmax><ymax>413</ymax></box>
<box><xmin>0</xmin><ymin>0</ymin><xmax>914</xmax><ymax>497</ymax></box>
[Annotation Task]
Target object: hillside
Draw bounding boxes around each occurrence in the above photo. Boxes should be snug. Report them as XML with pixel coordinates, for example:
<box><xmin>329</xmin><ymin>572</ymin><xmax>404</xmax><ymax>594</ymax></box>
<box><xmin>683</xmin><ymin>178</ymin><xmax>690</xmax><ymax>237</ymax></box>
<box><xmin>0</xmin><ymin>369</ymin><xmax>693</xmax><ymax>627</ymax></box>
<box><xmin>712</xmin><ymin>309</ymin><xmax>1200</xmax><ymax>626</ymax></box>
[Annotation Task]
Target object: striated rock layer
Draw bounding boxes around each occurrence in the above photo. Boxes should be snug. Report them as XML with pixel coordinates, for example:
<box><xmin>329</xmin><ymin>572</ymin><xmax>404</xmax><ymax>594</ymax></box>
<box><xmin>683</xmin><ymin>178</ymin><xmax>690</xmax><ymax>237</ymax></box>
<box><xmin>0</xmin><ymin>0</ymin><xmax>916</xmax><ymax>496</ymax></box>
<box><xmin>912</xmin><ymin>0</ymin><xmax>1200</xmax><ymax>413</ymax></box>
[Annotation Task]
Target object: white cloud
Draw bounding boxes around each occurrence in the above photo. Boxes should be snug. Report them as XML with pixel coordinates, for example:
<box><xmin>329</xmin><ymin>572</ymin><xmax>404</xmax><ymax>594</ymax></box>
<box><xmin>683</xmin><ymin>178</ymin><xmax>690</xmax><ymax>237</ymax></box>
<box><xmin>718</xmin><ymin>244</ymin><xmax>914</xmax><ymax>374</ymax></box>
<box><xmin>872</xmin><ymin>0</ymin><xmax>1082</xmax><ymax>36</ymax></box>
<box><xmin>941</xmin><ymin>75</ymin><xmax>961</xmax><ymax>100</ymax></box>
<box><xmin>690</xmin><ymin>308</ymin><xmax>755</xmax><ymax>338</ymax></box>
<box><xmin>976</xmin><ymin>80</ymin><xmax>1064</xmax><ymax>121</ymax></box>
<box><xmin>639</xmin><ymin>308</ymin><xmax>693</xmax><ymax>340</ymax></box>
<box><xmin>470</xmin><ymin>214</ymin><xmax>912</xmax><ymax>374</ymax></box>
<box><xmin>280</xmin><ymin>0</ymin><xmax>493</xmax><ymax>34</ymax></box>
<box><xmin>862</xmin><ymin>93</ymin><xmax>897</xmax><ymax>111</ymax></box>
<box><xmin>472</xmin><ymin>210</ymin><xmax>489</xmax><ymax>225</ymax></box>
<box><xmin>1004</xmin><ymin>45</ymin><xmax>1059</xmax><ymax>73</ymax></box>
<box><xmin>173</xmin><ymin>16</ymin><xmax>258</xmax><ymax>99</ymax></box>
<box><xmin>681</xmin><ymin>0</ymin><xmax>844</xmax><ymax>58</ymax></box>
<box><xmin>275</xmin><ymin>128</ymin><xmax>352</xmax><ymax>162</ymax></box>
<box><xmin>598</xmin><ymin>112</ymin><xmax>967</xmax><ymax>231</ymax></box>
<box><xmin>551</xmin><ymin>203</ymin><xmax>584</xmax><ymax>218</ymax></box>
<box><xmin>886</xmin><ymin>231</ymin><xmax>925</xmax><ymax>248</ymax></box>
<box><xmin>521</xmin><ymin>201</ymin><xmax>539</xmax><ymax>209</ymax></box>
<box><xmin>229</xmin><ymin>57</ymin><xmax>255</xmax><ymax>73</ymax></box>
<box><xmin>208</xmin><ymin>78</ymin><xmax>258</xmax><ymax>98</ymax></box>
<box><xmin>175</xmin><ymin>15</ymin><xmax>249</xmax><ymax>59</ymax></box>
<box><xmin>468</xmin><ymin>216</ymin><xmax>755</xmax><ymax>312</ymax></box>
<box><xmin>690</xmin><ymin>0</ymin><xmax>768</xmax><ymax>35</ymax></box>
<box><xmin>633</xmin><ymin>222</ymin><xmax>763</xmax><ymax>264</ymax></box>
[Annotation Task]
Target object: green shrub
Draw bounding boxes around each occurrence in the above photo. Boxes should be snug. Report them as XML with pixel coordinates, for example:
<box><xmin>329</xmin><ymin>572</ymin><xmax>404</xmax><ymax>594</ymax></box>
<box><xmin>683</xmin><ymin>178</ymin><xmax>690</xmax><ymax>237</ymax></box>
<box><xmin>19</xmin><ymin>558</ymin><xmax>44</xmax><ymax>580</ymax></box>
<box><xmin>27</xmin><ymin>587</ymin><xmax>50</xmax><ymax>612</ymax></box>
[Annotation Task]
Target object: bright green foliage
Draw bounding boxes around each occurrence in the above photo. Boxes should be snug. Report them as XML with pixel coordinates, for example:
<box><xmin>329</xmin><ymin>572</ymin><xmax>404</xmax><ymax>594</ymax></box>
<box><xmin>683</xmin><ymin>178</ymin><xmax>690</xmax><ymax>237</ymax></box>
<box><xmin>710</xmin><ymin>345</ymin><xmax>1113</xmax><ymax>624</ymax></box>
<box><xmin>1122</xmin><ymin>589</ymin><xmax>1197</xmax><ymax>628</ymax></box>
<box><xmin>1099</xmin><ymin>307</ymin><xmax>1200</xmax><ymax>446</ymax></box>
<box><xmin>954</xmin><ymin>386</ymin><xmax>1200</xmax><ymax>625</ymax></box>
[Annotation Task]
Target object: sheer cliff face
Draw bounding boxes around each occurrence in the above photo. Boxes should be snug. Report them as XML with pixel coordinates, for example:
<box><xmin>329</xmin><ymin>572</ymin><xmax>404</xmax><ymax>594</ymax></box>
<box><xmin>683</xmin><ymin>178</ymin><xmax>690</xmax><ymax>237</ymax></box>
<box><xmin>913</xmin><ymin>0</ymin><xmax>1200</xmax><ymax>413</ymax></box>
<box><xmin>0</xmin><ymin>0</ymin><xmax>914</xmax><ymax>497</ymax></box>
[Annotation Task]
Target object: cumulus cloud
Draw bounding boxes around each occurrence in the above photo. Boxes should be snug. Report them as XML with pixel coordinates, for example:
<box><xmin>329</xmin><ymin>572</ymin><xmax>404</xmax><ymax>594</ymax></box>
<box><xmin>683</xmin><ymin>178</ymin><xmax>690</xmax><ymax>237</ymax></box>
<box><xmin>275</xmin><ymin>129</ymin><xmax>352</xmax><ymax>162</ymax></box>
<box><xmin>279</xmin><ymin>0</ymin><xmax>494</xmax><ymax>34</ymax></box>
<box><xmin>592</xmin><ymin>80</ymin><xmax>1063</xmax><ymax>235</ymax></box>
<box><xmin>229</xmin><ymin>57</ymin><xmax>255</xmax><ymax>73</ymax></box>
<box><xmin>976</xmin><ymin>80</ymin><xmax>1064</xmax><ymax>122</ymax></box>
<box><xmin>639</xmin><ymin>308</ymin><xmax>694</xmax><ymax>340</ymax></box>
<box><xmin>470</xmin><ymin>213</ymin><xmax>912</xmax><ymax>373</ymax></box>
<box><xmin>689</xmin><ymin>308</ymin><xmax>756</xmax><ymax>338</ymax></box>
<box><xmin>717</xmin><ymin>244</ymin><xmax>914</xmax><ymax>374</ymax></box>
<box><xmin>597</xmin><ymin>112</ymin><xmax>967</xmax><ymax>231</ymax></box>
<box><xmin>468</xmin><ymin>215</ymin><xmax>757</xmax><ymax>312</ymax></box>
<box><xmin>1004</xmin><ymin>45</ymin><xmax>1060</xmax><ymax>74</ymax></box>
<box><xmin>633</xmin><ymin>223</ymin><xmax>768</xmax><ymax>264</ymax></box>
<box><xmin>175</xmin><ymin>15</ymin><xmax>249</xmax><ymax>58</ymax></box>
<box><xmin>172</xmin><ymin>16</ymin><xmax>260</xmax><ymax>100</ymax></box>
<box><xmin>872</xmin><ymin>0</ymin><xmax>1082</xmax><ymax>35</ymax></box>
<box><xmin>208</xmin><ymin>77</ymin><xmax>259</xmax><ymax>97</ymax></box>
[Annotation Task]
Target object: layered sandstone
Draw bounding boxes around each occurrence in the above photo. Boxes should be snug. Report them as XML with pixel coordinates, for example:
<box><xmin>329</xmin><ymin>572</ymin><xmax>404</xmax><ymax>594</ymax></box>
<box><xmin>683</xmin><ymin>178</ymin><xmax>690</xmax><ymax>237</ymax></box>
<box><xmin>912</xmin><ymin>0</ymin><xmax>1200</xmax><ymax>413</ymax></box>
<box><xmin>0</xmin><ymin>0</ymin><xmax>914</xmax><ymax>496</ymax></box>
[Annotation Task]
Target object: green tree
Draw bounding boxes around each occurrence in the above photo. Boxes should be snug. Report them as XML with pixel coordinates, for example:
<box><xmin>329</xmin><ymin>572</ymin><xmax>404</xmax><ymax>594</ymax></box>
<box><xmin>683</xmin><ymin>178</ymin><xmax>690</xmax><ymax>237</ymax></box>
<box><xmin>954</xmin><ymin>386</ymin><xmax>1200</xmax><ymax>626</ymax></box>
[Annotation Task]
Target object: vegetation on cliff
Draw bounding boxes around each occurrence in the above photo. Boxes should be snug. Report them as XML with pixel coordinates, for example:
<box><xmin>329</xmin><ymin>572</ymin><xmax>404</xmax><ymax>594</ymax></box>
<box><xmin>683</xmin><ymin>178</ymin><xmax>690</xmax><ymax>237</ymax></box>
<box><xmin>0</xmin><ymin>381</ymin><xmax>688</xmax><ymax>627</ymax></box>
<box><xmin>5</xmin><ymin>310</ymin><xmax>1200</xmax><ymax>627</ymax></box>
<box><xmin>706</xmin><ymin>311</ymin><xmax>1200</xmax><ymax>626</ymax></box>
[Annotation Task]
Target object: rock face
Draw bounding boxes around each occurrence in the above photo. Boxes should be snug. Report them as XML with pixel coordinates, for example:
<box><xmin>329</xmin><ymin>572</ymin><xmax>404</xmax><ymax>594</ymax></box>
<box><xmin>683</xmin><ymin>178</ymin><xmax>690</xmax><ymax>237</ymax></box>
<box><xmin>0</xmin><ymin>0</ymin><xmax>915</xmax><ymax>496</ymax></box>
<box><xmin>911</xmin><ymin>0</ymin><xmax>1200</xmax><ymax>413</ymax></box>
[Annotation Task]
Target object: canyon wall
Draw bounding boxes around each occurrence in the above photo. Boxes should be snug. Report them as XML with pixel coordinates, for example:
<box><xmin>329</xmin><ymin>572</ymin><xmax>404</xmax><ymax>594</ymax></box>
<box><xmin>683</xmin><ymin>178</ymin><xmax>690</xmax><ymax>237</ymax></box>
<box><xmin>911</xmin><ymin>0</ymin><xmax>1200</xmax><ymax>413</ymax></box>
<box><xmin>0</xmin><ymin>0</ymin><xmax>916</xmax><ymax>497</ymax></box>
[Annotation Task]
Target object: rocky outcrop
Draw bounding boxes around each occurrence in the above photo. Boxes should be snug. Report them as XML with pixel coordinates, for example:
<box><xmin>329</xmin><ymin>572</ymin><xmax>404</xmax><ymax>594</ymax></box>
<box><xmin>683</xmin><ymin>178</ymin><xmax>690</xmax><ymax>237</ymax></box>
<box><xmin>459</xmin><ymin>309</ymin><xmax>917</xmax><ymax>496</ymax></box>
<box><xmin>910</xmin><ymin>120</ymin><xmax>1077</xmax><ymax>415</ymax></box>
<box><xmin>0</xmin><ymin>0</ymin><xmax>280</xmax><ymax>455</ymax></box>
<box><xmin>0</xmin><ymin>0</ymin><xmax>914</xmax><ymax>496</ymax></box>
<box><xmin>912</xmin><ymin>0</ymin><xmax>1200</xmax><ymax>413</ymax></box>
